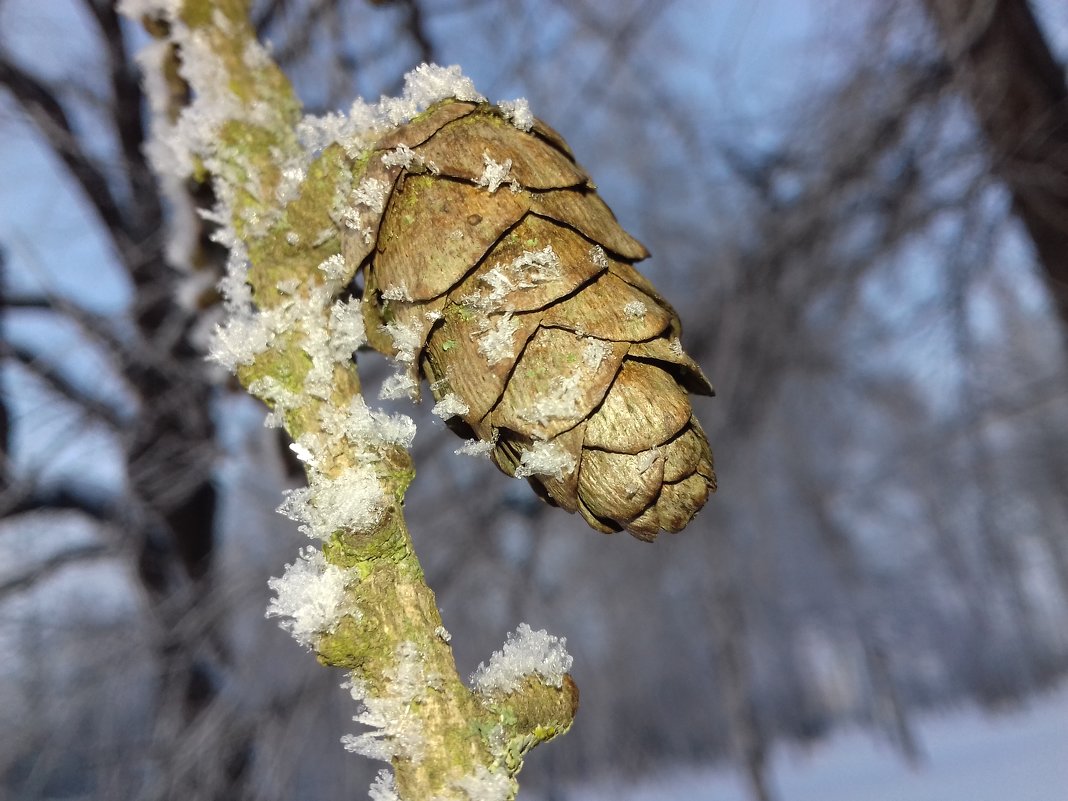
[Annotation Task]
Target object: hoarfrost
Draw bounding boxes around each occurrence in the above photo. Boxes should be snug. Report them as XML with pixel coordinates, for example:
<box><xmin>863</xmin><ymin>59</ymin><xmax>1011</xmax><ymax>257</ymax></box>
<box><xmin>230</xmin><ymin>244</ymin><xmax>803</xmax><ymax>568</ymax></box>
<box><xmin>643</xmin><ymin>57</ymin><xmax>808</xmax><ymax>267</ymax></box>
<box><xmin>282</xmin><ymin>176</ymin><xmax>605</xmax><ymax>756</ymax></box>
<box><xmin>514</xmin><ymin>440</ymin><xmax>576</xmax><ymax>480</ymax></box>
<box><xmin>464</xmin><ymin>246</ymin><xmax>561</xmax><ymax>313</ymax></box>
<box><xmin>380</xmin><ymin>283</ymin><xmax>413</xmax><ymax>302</ymax></box>
<box><xmin>432</xmin><ymin>393</ymin><xmax>470</xmax><ymax>420</ymax></box>
<box><xmin>471</xmin><ymin>623</ymin><xmax>573</xmax><ymax>694</ymax></box>
<box><xmin>476</xmin><ymin>151</ymin><xmax>516</xmax><ymax>193</ymax></box>
<box><xmin>379</xmin><ymin>372</ymin><xmax>419</xmax><ymax>400</ymax></box>
<box><xmin>498</xmin><ymin>98</ymin><xmax>534</xmax><ymax>132</ymax></box>
<box><xmin>453</xmin><ymin>766</ymin><xmax>513</xmax><ymax>801</ymax></box>
<box><xmin>277</xmin><ymin>463</ymin><xmax>387</xmax><ymax>538</ymax></box>
<box><xmin>475</xmin><ymin>312</ymin><xmax>520</xmax><ymax>365</ymax></box>
<box><xmin>369</xmin><ymin>770</ymin><xmax>400</xmax><ymax>801</ymax></box>
<box><xmin>318</xmin><ymin>254</ymin><xmax>349</xmax><ymax>281</ymax></box>
<box><xmin>455</xmin><ymin>438</ymin><xmax>496</xmax><ymax>458</ymax></box>
<box><xmin>623</xmin><ymin>300</ymin><xmax>647</xmax><ymax>318</ymax></box>
<box><xmin>383</xmin><ymin>320</ymin><xmax>423</xmax><ymax>364</ymax></box>
<box><xmin>329</xmin><ymin>298</ymin><xmax>366</xmax><ymax>358</ymax></box>
<box><xmin>342</xmin><ymin>641</ymin><xmax>435</xmax><ymax>761</ymax></box>
<box><xmin>582</xmin><ymin>337</ymin><xmax>611</xmax><ymax>370</ymax></box>
<box><xmin>265</xmin><ymin>546</ymin><xmax>359</xmax><ymax>648</ymax></box>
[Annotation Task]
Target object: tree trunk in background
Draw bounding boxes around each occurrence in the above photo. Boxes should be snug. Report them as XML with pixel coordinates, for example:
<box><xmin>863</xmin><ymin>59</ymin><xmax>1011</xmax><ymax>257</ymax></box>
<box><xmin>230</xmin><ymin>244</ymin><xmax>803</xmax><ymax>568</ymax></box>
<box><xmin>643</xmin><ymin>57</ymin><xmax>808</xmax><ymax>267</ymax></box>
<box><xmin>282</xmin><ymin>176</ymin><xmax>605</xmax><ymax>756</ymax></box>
<box><xmin>923</xmin><ymin>0</ymin><xmax>1068</xmax><ymax>334</ymax></box>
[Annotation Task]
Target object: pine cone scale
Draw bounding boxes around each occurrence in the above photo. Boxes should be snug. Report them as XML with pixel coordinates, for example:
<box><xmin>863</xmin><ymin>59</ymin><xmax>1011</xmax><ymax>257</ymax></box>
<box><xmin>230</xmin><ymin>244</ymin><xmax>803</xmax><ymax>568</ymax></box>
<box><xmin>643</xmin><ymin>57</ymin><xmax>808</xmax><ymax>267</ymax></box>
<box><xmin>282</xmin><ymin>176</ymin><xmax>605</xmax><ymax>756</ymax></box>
<box><xmin>414</xmin><ymin>114</ymin><xmax>589</xmax><ymax>189</ymax></box>
<box><xmin>582</xmin><ymin>360</ymin><xmax>692</xmax><ymax>453</ymax></box>
<box><xmin>489</xmin><ymin>328</ymin><xmax>628</xmax><ymax>441</ymax></box>
<box><xmin>355</xmin><ymin>101</ymin><xmax>716</xmax><ymax>539</ymax></box>
<box><xmin>377</xmin><ymin>174</ymin><xmax>529</xmax><ymax>300</ymax></box>
<box><xmin>530</xmin><ymin>191</ymin><xmax>649</xmax><ymax>262</ymax></box>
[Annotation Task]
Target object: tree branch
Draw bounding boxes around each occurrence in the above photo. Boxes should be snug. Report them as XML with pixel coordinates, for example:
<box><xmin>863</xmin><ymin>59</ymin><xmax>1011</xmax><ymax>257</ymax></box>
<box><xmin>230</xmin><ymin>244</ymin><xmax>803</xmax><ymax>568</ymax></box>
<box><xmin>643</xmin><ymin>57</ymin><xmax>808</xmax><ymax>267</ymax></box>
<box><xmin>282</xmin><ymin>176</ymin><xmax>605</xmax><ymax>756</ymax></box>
<box><xmin>923</xmin><ymin>0</ymin><xmax>1068</xmax><ymax>332</ymax></box>
<box><xmin>127</xmin><ymin>3</ymin><xmax>576</xmax><ymax>798</ymax></box>
<box><xmin>0</xmin><ymin>53</ymin><xmax>128</xmax><ymax>238</ymax></box>
<box><xmin>3</xmin><ymin>343</ymin><xmax>127</xmax><ymax>430</ymax></box>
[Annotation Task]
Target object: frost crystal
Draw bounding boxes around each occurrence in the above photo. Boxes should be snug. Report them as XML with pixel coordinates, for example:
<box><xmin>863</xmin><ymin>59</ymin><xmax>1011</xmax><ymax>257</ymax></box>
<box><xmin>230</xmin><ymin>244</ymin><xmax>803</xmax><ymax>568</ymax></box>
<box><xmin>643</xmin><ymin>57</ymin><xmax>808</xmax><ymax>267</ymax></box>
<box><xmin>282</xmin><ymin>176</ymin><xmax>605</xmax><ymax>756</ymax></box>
<box><xmin>432</xmin><ymin>393</ymin><xmax>470</xmax><ymax>420</ymax></box>
<box><xmin>589</xmin><ymin>245</ymin><xmax>609</xmax><ymax>270</ymax></box>
<box><xmin>303</xmin><ymin>64</ymin><xmax>486</xmax><ymax>155</ymax></box>
<box><xmin>265</xmin><ymin>546</ymin><xmax>359</xmax><ymax>648</ymax></box>
<box><xmin>342</xmin><ymin>642</ymin><xmax>436</xmax><ymax>761</ymax></box>
<box><xmin>623</xmin><ymin>300</ymin><xmax>647</xmax><ymax>319</ymax></box>
<box><xmin>455</xmin><ymin>438</ymin><xmax>496</xmax><ymax>458</ymax></box>
<box><xmin>498</xmin><ymin>98</ymin><xmax>534</xmax><ymax>132</ymax></box>
<box><xmin>471</xmin><ymin>623</ymin><xmax>573</xmax><ymax>695</ymax></box>
<box><xmin>209</xmin><ymin>313</ymin><xmax>273</xmax><ymax>369</ymax></box>
<box><xmin>476</xmin><ymin>151</ymin><xmax>515</xmax><ymax>193</ymax></box>
<box><xmin>380</xmin><ymin>283</ymin><xmax>413</xmax><ymax>302</ymax></box>
<box><xmin>383</xmin><ymin>320</ymin><xmax>423</xmax><ymax>364</ymax></box>
<box><xmin>369</xmin><ymin>770</ymin><xmax>400</xmax><ymax>801</ymax></box>
<box><xmin>453</xmin><ymin>766</ymin><xmax>513</xmax><ymax>801</ymax></box>
<box><xmin>379</xmin><ymin>372</ymin><xmax>419</xmax><ymax>400</ymax></box>
<box><xmin>318</xmin><ymin>254</ymin><xmax>349</xmax><ymax>281</ymax></box>
<box><xmin>475</xmin><ymin>312</ymin><xmax>520</xmax><ymax>365</ymax></box>
<box><xmin>329</xmin><ymin>299</ymin><xmax>366</xmax><ymax>358</ymax></box>
<box><xmin>583</xmin><ymin>337</ymin><xmax>611</xmax><ymax>370</ymax></box>
<box><xmin>514</xmin><ymin>440</ymin><xmax>576</xmax><ymax>480</ymax></box>
<box><xmin>471</xmin><ymin>247</ymin><xmax>560</xmax><ymax>308</ymax></box>
<box><xmin>278</xmin><ymin>463</ymin><xmax>388</xmax><ymax>538</ymax></box>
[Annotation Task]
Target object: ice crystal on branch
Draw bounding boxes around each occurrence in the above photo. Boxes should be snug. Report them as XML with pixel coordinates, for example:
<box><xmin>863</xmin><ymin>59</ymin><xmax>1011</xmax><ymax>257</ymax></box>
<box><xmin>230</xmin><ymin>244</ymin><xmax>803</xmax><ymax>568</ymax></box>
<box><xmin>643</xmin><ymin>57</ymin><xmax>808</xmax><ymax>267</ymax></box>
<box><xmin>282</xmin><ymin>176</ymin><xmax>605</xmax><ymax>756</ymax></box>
<box><xmin>265</xmin><ymin>546</ymin><xmax>359</xmax><ymax>648</ymax></box>
<box><xmin>471</xmin><ymin>624</ymin><xmax>573</xmax><ymax>695</ymax></box>
<box><xmin>277</xmin><ymin>463</ymin><xmax>387</xmax><ymax>539</ymax></box>
<box><xmin>341</xmin><ymin>642</ymin><xmax>437</xmax><ymax>761</ymax></box>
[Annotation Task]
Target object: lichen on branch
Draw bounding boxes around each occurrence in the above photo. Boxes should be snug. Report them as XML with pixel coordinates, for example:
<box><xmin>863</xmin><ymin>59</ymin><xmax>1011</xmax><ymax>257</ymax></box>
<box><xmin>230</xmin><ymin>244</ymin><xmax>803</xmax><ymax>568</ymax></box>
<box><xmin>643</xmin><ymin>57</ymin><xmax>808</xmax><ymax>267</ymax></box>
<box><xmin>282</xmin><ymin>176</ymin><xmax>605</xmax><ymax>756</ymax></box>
<box><xmin>122</xmin><ymin>1</ymin><xmax>578</xmax><ymax>799</ymax></box>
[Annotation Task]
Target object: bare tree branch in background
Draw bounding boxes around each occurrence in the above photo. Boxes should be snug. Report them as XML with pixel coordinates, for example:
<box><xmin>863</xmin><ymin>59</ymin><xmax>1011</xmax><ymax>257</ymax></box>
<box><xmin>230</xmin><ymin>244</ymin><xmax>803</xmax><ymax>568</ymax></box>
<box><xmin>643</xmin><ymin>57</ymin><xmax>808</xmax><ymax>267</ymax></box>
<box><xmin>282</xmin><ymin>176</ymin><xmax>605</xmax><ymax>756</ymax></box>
<box><xmin>923</xmin><ymin>0</ymin><xmax>1068</xmax><ymax>335</ymax></box>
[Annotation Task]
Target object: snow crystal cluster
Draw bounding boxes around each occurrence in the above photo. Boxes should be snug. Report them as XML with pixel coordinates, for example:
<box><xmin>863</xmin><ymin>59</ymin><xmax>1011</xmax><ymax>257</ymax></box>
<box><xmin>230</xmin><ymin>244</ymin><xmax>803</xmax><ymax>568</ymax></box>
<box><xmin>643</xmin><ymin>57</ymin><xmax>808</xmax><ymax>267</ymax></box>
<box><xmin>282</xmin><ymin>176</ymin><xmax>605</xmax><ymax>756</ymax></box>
<box><xmin>432</xmin><ymin>392</ymin><xmax>470</xmax><ymax>420</ymax></box>
<box><xmin>471</xmin><ymin>623</ymin><xmax>573</xmax><ymax>695</ymax></box>
<box><xmin>476</xmin><ymin>151</ymin><xmax>518</xmax><ymax>193</ymax></box>
<box><xmin>452</xmin><ymin>766</ymin><xmax>514</xmax><ymax>801</ymax></box>
<box><xmin>514</xmin><ymin>441</ymin><xmax>576</xmax><ymax>481</ymax></box>
<box><xmin>265</xmin><ymin>546</ymin><xmax>359</xmax><ymax>648</ymax></box>
<box><xmin>342</xmin><ymin>641</ymin><xmax>440</xmax><ymax>761</ymax></box>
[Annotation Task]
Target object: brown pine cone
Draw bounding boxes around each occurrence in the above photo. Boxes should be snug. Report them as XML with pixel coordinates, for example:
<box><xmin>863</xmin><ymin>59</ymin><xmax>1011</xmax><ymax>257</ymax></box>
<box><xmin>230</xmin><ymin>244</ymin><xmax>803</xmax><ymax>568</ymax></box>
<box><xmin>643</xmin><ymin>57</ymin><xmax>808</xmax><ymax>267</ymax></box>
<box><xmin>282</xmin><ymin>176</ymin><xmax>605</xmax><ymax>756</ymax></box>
<box><xmin>343</xmin><ymin>100</ymin><xmax>715</xmax><ymax>540</ymax></box>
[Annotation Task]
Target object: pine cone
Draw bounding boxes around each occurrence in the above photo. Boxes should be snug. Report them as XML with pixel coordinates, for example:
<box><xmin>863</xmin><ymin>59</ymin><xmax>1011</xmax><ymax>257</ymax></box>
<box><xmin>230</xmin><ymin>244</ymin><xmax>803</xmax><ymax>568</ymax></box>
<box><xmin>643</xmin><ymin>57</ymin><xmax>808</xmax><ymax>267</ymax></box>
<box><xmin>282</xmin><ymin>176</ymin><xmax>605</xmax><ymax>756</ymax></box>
<box><xmin>345</xmin><ymin>100</ymin><xmax>716</xmax><ymax>540</ymax></box>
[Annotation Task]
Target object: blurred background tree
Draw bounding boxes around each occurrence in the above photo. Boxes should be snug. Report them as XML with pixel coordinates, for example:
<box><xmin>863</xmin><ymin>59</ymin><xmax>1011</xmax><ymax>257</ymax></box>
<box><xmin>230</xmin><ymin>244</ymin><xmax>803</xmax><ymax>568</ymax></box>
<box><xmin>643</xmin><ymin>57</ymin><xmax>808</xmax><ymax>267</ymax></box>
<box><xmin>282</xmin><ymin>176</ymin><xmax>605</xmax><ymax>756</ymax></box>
<box><xmin>1</xmin><ymin>1</ymin><xmax>1066</xmax><ymax>800</ymax></box>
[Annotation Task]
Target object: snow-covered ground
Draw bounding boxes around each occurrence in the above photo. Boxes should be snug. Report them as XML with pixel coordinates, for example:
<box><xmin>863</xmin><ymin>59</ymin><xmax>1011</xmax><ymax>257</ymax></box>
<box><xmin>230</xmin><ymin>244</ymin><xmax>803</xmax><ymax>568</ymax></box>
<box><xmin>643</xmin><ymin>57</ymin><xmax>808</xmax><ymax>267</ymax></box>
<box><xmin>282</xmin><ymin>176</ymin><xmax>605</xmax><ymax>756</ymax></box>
<box><xmin>552</xmin><ymin>682</ymin><xmax>1068</xmax><ymax>801</ymax></box>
